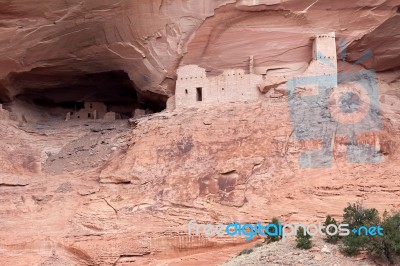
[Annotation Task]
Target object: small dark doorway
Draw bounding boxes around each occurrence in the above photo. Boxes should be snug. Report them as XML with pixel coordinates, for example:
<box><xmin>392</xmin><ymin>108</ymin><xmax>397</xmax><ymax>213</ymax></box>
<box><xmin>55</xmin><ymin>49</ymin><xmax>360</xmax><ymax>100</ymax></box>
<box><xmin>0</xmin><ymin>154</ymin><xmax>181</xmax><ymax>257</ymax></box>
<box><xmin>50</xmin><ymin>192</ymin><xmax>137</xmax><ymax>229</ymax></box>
<box><xmin>196</xmin><ymin>87</ymin><xmax>203</xmax><ymax>102</ymax></box>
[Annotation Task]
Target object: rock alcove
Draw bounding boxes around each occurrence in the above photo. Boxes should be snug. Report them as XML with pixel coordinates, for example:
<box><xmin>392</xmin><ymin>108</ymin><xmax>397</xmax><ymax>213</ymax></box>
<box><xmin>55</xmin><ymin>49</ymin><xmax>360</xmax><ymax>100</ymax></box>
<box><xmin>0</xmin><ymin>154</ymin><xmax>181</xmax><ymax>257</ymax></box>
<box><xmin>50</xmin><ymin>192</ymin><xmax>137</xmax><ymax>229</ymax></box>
<box><xmin>0</xmin><ymin>69</ymin><xmax>167</xmax><ymax>121</ymax></box>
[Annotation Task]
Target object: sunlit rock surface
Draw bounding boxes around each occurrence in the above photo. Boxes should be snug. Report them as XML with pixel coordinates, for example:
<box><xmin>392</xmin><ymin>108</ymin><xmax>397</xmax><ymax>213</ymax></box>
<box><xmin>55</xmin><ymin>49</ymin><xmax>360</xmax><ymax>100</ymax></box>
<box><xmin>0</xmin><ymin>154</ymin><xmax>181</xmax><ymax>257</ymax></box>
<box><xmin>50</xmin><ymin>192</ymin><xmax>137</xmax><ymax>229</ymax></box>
<box><xmin>0</xmin><ymin>0</ymin><xmax>400</xmax><ymax>265</ymax></box>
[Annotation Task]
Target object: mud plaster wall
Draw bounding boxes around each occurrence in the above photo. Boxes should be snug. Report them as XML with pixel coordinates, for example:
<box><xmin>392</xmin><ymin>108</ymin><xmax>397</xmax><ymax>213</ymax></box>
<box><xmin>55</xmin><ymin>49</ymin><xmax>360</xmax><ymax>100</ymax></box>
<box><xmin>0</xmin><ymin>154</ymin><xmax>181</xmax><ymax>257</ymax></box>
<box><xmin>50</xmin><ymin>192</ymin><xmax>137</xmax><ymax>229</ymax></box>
<box><xmin>176</xmin><ymin>32</ymin><xmax>338</xmax><ymax>108</ymax></box>
<box><xmin>70</xmin><ymin>102</ymin><xmax>107</xmax><ymax>119</ymax></box>
<box><xmin>175</xmin><ymin>65</ymin><xmax>263</xmax><ymax>108</ymax></box>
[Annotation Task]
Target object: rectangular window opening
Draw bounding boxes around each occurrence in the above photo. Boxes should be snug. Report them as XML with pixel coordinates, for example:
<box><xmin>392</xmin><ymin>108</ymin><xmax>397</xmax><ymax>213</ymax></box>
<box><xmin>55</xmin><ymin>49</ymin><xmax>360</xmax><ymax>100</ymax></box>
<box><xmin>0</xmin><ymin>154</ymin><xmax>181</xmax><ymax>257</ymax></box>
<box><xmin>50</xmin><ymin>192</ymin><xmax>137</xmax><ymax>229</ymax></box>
<box><xmin>196</xmin><ymin>87</ymin><xmax>203</xmax><ymax>102</ymax></box>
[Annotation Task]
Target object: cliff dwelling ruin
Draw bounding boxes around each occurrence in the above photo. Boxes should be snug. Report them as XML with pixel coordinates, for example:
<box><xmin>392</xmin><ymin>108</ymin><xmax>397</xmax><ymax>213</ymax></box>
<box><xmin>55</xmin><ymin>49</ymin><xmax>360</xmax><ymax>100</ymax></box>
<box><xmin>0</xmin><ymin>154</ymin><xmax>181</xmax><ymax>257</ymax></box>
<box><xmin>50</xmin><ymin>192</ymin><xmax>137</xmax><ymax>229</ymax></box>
<box><xmin>0</xmin><ymin>32</ymin><xmax>338</xmax><ymax>123</ymax></box>
<box><xmin>0</xmin><ymin>70</ymin><xmax>165</xmax><ymax>123</ymax></box>
<box><xmin>175</xmin><ymin>32</ymin><xmax>338</xmax><ymax>108</ymax></box>
<box><xmin>175</xmin><ymin>65</ymin><xmax>263</xmax><ymax>108</ymax></box>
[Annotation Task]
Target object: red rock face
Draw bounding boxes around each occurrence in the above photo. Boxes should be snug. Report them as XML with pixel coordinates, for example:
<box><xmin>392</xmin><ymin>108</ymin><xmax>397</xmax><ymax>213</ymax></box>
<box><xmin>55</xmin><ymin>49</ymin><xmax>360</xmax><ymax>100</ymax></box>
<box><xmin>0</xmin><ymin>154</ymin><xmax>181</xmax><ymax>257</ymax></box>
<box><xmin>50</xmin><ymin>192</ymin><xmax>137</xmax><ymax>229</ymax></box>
<box><xmin>0</xmin><ymin>0</ymin><xmax>400</xmax><ymax>265</ymax></box>
<box><xmin>0</xmin><ymin>0</ymin><xmax>398</xmax><ymax>102</ymax></box>
<box><xmin>184</xmin><ymin>1</ymin><xmax>400</xmax><ymax>74</ymax></box>
<box><xmin>0</xmin><ymin>0</ymin><xmax>236</xmax><ymax>105</ymax></box>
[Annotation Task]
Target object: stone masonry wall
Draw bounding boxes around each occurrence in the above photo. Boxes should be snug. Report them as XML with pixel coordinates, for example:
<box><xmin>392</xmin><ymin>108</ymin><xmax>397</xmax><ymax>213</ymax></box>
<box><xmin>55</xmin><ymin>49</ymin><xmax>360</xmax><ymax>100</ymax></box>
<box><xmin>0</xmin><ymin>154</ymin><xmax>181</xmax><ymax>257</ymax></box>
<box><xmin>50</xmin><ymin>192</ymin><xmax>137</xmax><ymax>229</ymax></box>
<box><xmin>175</xmin><ymin>65</ymin><xmax>263</xmax><ymax>108</ymax></box>
<box><xmin>175</xmin><ymin>32</ymin><xmax>338</xmax><ymax>108</ymax></box>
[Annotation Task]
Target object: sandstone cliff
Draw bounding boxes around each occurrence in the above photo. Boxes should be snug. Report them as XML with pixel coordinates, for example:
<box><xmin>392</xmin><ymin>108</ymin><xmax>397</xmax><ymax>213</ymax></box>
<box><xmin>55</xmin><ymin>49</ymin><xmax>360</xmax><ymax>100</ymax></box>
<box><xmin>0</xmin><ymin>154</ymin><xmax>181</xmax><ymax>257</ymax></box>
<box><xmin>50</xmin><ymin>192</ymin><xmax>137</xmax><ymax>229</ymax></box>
<box><xmin>0</xmin><ymin>0</ymin><xmax>400</xmax><ymax>265</ymax></box>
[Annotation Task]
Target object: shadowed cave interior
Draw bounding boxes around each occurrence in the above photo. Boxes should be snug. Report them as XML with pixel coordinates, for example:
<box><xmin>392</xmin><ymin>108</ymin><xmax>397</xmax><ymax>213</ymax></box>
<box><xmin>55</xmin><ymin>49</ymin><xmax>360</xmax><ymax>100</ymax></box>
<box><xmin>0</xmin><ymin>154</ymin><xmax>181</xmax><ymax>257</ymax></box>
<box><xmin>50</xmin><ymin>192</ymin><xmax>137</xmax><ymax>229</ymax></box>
<box><xmin>1</xmin><ymin>70</ymin><xmax>167</xmax><ymax>121</ymax></box>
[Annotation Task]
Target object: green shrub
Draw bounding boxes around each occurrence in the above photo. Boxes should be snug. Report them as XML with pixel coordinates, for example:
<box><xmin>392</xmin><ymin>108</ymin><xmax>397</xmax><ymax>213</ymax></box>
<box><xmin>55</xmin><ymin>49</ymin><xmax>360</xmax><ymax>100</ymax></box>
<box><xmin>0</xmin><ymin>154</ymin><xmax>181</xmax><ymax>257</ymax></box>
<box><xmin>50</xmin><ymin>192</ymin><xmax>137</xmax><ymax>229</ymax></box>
<box><xmin>324</xmin><ymin>215</ymin><xmax>340</xmax><ymax>244</ymax></box>
<box><xmin>238</xmin><ymin>248</ymin><xmax>254</xmax><ymax>256</ymax></box>
<box><xmin>296</xmin><ymin>227</ymin><xmax>312</xmax><ymax>250</ymax></box>
<box><xmin>343</xmin><ymin>202</ymin><xmax>380</xmax><ymax>228</ymax></box>
<box><xmin>341</xmin><ymin>233</ymin><xmax>364</xmax><ymax>256</ymax></box>
<box><xmin>264</xmin><ymin>217</ymin><xmax>282</xmax><ymax>243</ymax></box>
<box><xmin>340</xmin><ymin>202</ymin><xmax>380</xmax><ymax>256</ymax></box>
<box><xmin>366</xmin><ymin>212</ymin><xmax>400</xmax><ymax>264</ymax></box>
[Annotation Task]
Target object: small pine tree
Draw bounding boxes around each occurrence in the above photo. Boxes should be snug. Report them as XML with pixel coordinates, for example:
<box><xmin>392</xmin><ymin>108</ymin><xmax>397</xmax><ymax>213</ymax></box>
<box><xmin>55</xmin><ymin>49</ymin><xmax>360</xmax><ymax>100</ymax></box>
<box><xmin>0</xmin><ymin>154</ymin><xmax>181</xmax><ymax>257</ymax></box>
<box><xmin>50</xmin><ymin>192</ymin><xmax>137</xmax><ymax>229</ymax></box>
<box><xmin>264</xmin><ymin>217</ymin><xmax>282</xmax><ymax>243</ymax></box>
<box><xmin>296</xmin><ymin>227</ymin><xmax>312</xmax><ymax>250</ymax></box>
<box><xmin>366</xmin><ymin>212</ymin><xmax>400</xmax><ymax>264</ymax></box>
<box><xmin>341</xmin><ymin>233</ymin><xmax>363</xmax><ymax>256</ymax></box>
<box><xmin>343</xmin><ymin>202</ymin><xmax>380</xmax><ymax>228</ymax></box>
<box><xmin>324</xmin><ymin>215</ymin><xmax>340</xmax><ymax>244</ymax></box>
<box><xmin>340</xmin><ymin>202</ymin><xmax>380</xmax><ymax>256</ymax></box>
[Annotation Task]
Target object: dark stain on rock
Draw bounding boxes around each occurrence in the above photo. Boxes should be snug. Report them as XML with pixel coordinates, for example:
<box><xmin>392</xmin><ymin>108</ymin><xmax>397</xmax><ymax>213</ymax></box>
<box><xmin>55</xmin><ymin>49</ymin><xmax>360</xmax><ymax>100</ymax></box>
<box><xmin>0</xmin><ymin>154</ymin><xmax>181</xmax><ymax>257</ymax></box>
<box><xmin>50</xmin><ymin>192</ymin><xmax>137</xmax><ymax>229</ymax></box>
<box><xmin>218</xmin><ymin>173</ymin><xmax>237</xmax><ymax>193</ymax></box>
<box><xmin>177</xmin><ymin>136</ymin><xmax>194</xmax><ymax>154</ymax></box>
<box><xmin>198</xmin><ymin>175</ymin><xmax>218</xmax><ymax>195</ymax></box>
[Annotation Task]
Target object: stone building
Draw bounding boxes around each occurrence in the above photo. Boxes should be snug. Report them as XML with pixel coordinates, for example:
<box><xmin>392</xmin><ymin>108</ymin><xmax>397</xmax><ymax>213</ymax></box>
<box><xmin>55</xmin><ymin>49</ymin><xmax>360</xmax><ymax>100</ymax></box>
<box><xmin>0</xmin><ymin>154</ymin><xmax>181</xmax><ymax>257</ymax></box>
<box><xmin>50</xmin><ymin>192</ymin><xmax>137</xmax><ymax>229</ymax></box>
<box><xmin>312</xmin><ymin>32</ymin><xmax>337</xmax><ymax>65</ymax></box>
<box><xmin>68</xmin><ymin>102</ymin><xmax>107</xmax><ymax>120</ymax></box>
<box><xmin>308</xmin><ymin>32</ymin><xmax>338</xmax><ymax>82</ymax></box>
<box><xmin>175</xmin><ymin>32</ymin><xmax>338</xmax><ymax>109</ymax></box>
<box><xmin>175</xmin><ymin>65</ymin><xmax>263</xmax><ymax>108</ymax></box>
